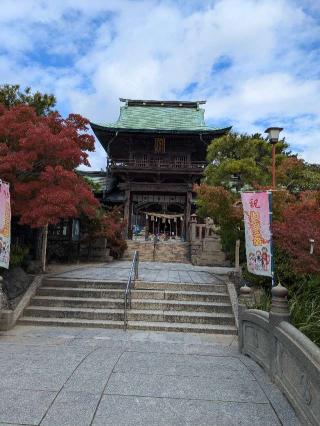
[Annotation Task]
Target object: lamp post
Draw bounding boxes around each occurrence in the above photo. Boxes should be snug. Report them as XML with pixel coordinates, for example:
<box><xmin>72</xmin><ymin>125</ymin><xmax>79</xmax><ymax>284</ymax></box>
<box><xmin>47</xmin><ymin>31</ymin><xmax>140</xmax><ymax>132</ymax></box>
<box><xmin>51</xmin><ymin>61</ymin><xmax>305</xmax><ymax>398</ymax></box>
<box><xmin>265</xmin><ymin>127</ymin><xmax>283</xmax><ymax>190</ymax></box>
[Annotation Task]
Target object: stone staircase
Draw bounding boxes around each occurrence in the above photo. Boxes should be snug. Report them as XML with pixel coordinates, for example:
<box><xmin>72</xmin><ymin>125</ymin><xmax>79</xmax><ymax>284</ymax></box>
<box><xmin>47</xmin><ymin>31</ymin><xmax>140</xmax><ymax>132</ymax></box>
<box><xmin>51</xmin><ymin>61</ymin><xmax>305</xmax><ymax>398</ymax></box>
<box><xmin>191</xmin><ymin>236</ymin><xmax>228</xmax><ymax>266</ymax></box>
<box><xmin>18</xmin><ymin>276</ymin><xmax>237</xmax><ymax>334</ymax></box>
<box><xmin>124</xmin><ymin>240</ymin><xmax>190</xmax><ymax>263</ymax></box>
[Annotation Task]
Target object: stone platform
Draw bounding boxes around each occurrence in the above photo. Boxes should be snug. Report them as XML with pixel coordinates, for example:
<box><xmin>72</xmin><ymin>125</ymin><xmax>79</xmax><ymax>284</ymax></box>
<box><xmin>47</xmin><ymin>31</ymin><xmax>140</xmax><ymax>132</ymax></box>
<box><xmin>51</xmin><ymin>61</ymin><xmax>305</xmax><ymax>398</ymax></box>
<box><xmin>46</xmin><ymin>260</ymin><xmax>235</xmax><ymax>283</ymax></box>
<box><xmin>0</xmin><ymin>325</ymin><xmax>300</xmax><ymax>425</ymax></box>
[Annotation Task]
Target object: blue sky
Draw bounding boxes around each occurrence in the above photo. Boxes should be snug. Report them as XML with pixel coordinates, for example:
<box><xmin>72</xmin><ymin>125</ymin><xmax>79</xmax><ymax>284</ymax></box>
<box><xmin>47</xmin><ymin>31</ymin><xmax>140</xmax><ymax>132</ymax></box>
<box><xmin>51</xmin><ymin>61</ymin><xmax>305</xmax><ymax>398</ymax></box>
<box><xmin>1</xmin><ymin>0</ymin><xmax>320</xmax><ymax>169</ymax></box>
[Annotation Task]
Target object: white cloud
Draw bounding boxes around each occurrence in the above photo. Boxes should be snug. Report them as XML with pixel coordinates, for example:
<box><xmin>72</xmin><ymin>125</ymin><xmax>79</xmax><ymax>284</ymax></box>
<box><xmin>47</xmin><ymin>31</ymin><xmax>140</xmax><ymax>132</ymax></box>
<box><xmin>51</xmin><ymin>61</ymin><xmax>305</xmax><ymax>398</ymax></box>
<box><xmin>0</xmin><ymin>0</ymin><xmax>319</xmax><ymax>168</ymax></box>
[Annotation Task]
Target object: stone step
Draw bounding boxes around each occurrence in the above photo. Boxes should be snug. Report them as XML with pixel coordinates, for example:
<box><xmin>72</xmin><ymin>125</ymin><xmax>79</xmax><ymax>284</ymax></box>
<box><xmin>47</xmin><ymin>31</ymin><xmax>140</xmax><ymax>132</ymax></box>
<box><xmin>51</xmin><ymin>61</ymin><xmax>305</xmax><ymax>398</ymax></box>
<box><xmin>42</xmin><ymin>279</ymin><xmax>126</xmax><ymax>289</ymax></box>
<box><xmin>132</xmin><ymin>300</ymin><xmax>232</xmax><ymax>313</ymax></box>
<box><xmin>125</xmin><ymin>241</ymin><xmax>190</xmax><ymax>263</ymax></box>
<box><xmin>18</xmin><ymin>317</ymin><xmax>237</xmax><ymax>334</ymax></box>
<box><xmin>38</xmin><ymin>287</ymin><xmax>126</xmax><ymax>298</ymax></box>
<box><xmin>135</xmin><ymin>281</ymin><xmax>227</xmax><ymax>293</ymax></box>
<box><xmin>23</xmin><ymin>306</ymin><xmax>235</xmax><ymax>325</ymax></box>
<box><xmin>32</xmin><ymin>296</ymin><xmax>125</xmax><ymax>309</ymax></box>
<box><xmin>128</xmin><ymin>321</ymin><xmax>237</xmax><ymax>334</ymax></box>
<box><xmin>42</xmin><ymin>279</ymin><xmax>226</xmax><ymax>293</ymax></box>
<box><xmin>124</xmin><ymin>258</ymin><xmax>189</xmax><ymax>263</ymax></box>
<box><xmin>165</xmin><ymin>290</ymin><xmax>230</xmax><ymax>302</ymax></box>
<box><xmin>38</xmin><ymin>287</ymin><xmax>230</xmax><ymax>302</ymax></box>
<box><xmin>31</xmin><ymin>296</ymin><xmax>233</xmax><ymax>313</ymax></box>
<box><xmin>18</xmin><ymin>316</ymin><xmax>124</xmax><ymax>329</ymax></box>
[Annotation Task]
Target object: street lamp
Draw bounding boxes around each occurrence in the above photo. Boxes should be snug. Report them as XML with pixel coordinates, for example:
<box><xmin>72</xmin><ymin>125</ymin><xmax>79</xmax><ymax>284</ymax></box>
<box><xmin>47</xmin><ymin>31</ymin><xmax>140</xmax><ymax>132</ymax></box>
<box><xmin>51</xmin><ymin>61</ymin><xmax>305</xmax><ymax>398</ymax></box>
<box><xmin>265</xmin><ymin>127</ymin><xmax>283</xmax><ymax>190</ymax></box>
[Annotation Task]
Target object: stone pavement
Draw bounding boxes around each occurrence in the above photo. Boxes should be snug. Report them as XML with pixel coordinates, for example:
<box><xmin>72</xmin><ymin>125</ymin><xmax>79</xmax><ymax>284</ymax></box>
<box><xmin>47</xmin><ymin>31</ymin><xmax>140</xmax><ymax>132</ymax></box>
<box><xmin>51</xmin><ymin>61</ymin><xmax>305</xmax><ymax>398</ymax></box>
<box><xmin>48</xmin><ymin>260</ymin><xmax>235</xmax><ymax>283</ymax></box>
<box><xmin>0</xmin><ymin>325</ymin><xmax>300</xmax><ymax>425</ymax></box>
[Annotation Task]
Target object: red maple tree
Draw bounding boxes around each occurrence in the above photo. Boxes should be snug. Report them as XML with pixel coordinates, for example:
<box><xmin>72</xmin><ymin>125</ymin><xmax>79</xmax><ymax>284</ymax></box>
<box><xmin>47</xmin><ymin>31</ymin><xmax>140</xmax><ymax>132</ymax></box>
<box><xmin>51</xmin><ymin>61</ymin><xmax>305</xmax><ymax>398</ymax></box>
<box><xmin>273</xmin><ymin>191</ymin><xmax>320</xmax><ymax>273</ymax></box>
<box><xmin>82</xmin><ymin>207</ymin><xmax>127</xmax><ymax>258</ymax></box>
<box><xmin>0</xmin><ymin>104</ymin><xmax>99</xmax><ymax>227</ymax></box>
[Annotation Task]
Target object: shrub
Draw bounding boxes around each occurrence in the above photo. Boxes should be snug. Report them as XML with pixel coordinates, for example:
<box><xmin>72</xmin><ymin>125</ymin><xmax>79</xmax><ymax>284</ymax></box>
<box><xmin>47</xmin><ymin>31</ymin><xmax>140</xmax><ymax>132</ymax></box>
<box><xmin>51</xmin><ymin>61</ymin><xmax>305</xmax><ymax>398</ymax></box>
<box><xmin>289</xmin><ymin>277</ymin><xmax>320</xmax><ymax>346</ymax></box>
<box><xmin>9</xmin><ymin>244</ymin><xmax>29</xmax><ymax>268</ymax></box>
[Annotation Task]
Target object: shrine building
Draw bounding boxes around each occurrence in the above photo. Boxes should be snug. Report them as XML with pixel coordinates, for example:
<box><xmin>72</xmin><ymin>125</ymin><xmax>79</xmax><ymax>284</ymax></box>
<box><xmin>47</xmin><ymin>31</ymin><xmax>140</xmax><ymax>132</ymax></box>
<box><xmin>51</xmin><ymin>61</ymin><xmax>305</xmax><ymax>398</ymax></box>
<box><xmin>90</xmin><ymin>99</ymin><xmax>231</xmax><ymax>241</ymax></box>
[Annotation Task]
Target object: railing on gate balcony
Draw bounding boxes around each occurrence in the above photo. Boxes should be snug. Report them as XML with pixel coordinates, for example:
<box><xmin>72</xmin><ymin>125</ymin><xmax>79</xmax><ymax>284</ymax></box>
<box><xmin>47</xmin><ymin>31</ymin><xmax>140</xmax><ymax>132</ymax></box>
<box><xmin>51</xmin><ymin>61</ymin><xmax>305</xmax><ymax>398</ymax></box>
<box><xmin>124</xmin><ymin>250</ymin><xmax>139</xmax><ymax>331</ymax></box>
<box><xmin>110</xmin><ymin>159</ymin><xmax>207</xmax><ymax>171</ymax></box>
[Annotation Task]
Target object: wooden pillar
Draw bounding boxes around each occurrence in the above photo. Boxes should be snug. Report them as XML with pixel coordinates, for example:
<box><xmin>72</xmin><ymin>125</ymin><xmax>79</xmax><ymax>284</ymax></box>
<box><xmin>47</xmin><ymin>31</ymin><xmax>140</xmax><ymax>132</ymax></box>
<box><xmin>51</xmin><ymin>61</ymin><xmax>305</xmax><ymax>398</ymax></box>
<box><xmin>124</xmin><ymin>189</ymin><xmax>131</xmax><ymax>239</ymax></box>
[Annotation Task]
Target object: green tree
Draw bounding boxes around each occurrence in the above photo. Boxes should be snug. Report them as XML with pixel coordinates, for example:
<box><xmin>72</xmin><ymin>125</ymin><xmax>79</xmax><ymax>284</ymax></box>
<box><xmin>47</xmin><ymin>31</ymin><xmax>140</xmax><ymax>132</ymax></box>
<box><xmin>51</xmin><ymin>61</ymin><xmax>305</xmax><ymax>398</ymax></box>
<box><xmin>205</xmin><ymin>132</ymin><xmax>288</xmax><ymax>190</ymax></box>
<box><xmin>0</xmin><ymin>84</ymin><xmax>56</xmax><ymax>116</ymax></box>
<box><xmin>276</xmin><ymin>157</ymin><xmax>320</xmax><ymax>192</ymax></box>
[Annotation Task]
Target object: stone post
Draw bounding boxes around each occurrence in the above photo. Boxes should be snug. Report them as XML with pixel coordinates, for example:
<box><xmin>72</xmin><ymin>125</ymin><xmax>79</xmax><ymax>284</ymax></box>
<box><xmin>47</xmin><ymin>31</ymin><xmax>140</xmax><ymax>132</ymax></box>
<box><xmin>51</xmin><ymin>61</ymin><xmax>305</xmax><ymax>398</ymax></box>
<box><xmin>190</xmin><ymin>213</ymin><xmax>197</xmax><ymax>242</ymax></box>
<box><xmin>269</xmin><ymin>283</ymin><xmax>290</xmax><ymax>326</ymax></box>
<box><xmin>238</xmin><ymin>284</ymin><xmax>252</xmax><ymax>352</ymax></box>
<box><xmin>233</xmin><ymin>240</ymin><xmax>241</xmax><ymax>295</ymax></box>
<box><xmin>269</xmin><ymin>283</ymin><xmax>290</xmax><ymax>383</ymax></box>
<box><xmin>239</xmin><ymin>284</ymin><xmax>252</xmax><ymax>306</ymax></box>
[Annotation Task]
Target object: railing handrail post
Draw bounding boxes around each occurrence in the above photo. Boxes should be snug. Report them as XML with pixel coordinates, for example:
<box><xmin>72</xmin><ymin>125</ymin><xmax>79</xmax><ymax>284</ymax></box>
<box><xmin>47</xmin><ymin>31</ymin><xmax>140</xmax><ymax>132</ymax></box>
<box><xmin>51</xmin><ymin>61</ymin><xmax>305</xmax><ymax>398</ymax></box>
<box><xmin>123</xmin><ymin>250</ymin><xmax>139</xmax><ymax>331</ymax></box>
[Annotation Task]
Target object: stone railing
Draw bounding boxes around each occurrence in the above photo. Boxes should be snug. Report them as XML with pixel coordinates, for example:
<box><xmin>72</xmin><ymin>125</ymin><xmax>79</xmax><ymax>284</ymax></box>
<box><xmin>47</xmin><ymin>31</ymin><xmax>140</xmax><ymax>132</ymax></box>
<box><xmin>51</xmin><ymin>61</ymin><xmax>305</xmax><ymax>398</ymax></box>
<box><xmin>238</xmin><ymin>284</ymin><xmax>320</xmax><ymax>426</ymax></box>
<box><xmin>190</xmin><ymin>217</ymin><xmax>219</xmax><ymax>242</ymax></box>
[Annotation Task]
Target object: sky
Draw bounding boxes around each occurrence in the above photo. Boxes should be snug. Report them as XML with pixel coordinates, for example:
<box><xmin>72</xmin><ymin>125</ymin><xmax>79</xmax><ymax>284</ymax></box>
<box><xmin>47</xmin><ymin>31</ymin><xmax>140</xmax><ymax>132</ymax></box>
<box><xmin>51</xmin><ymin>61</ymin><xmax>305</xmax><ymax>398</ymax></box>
<box><xmin>0</xmin><ymin>0</ymin><xmax>319</xmax><ymax>169</ymax></box>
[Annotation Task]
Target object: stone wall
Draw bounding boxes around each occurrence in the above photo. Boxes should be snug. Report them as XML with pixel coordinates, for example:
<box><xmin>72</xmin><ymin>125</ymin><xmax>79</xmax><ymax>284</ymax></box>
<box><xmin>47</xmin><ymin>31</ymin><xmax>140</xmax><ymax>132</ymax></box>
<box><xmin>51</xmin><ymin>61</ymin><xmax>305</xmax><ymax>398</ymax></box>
<box><xmin>79</xmin><ymin>237</ymin><xmax>113</xmax><ymax>262</ymax></box>
<box><xmin>238</xmin><ymin>285</ymin><xmax>320</xmax><ymax>426</ymax></box>
<box><xmin>124</xmin><ymin>240</ymin><xmax>190</xmax><ymax>263</ymax></box>
<box><xmin>0</xmin><ymin>275</ymin><xmax>43</xmax><ymax>331</ymax></box>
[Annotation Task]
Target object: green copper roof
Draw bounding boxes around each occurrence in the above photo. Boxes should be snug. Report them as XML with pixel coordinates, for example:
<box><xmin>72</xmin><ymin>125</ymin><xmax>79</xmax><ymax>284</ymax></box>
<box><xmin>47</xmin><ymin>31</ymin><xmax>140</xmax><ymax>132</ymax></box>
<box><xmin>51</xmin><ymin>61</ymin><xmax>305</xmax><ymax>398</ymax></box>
<box><xmin>91</xmin><ymin>99</ymin><xmax>230</xmax><ymax>133</ymax></box>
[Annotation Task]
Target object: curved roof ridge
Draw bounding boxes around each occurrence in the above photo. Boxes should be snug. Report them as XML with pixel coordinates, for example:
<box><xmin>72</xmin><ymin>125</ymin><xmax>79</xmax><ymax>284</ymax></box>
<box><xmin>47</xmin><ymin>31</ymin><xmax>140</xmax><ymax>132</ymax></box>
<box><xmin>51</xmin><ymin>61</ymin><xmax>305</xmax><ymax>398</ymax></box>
<box><xmin>119</xmin><ymin>98</ymin><xmax>206</xmax><ymax>108</ymax></box>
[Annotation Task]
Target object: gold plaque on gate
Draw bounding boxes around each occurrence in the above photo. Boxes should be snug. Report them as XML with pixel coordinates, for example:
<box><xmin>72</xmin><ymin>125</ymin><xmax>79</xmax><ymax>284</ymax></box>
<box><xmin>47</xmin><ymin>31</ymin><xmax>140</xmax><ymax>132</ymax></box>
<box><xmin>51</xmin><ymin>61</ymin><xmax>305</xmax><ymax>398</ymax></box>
<box><xmin>154</xmin><ymin>137</ymin><xmax>166</xmax><ymax>153</ymax></box>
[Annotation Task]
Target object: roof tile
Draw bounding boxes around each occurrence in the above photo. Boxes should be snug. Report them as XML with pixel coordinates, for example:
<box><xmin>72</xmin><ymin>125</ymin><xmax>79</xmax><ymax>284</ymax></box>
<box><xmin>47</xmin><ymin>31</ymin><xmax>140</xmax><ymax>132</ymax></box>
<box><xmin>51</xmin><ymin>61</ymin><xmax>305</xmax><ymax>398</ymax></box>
<box><xmin>96</xmin><ymin>105</ymin><xmax>221</xmax><ymax>131</ymax></box>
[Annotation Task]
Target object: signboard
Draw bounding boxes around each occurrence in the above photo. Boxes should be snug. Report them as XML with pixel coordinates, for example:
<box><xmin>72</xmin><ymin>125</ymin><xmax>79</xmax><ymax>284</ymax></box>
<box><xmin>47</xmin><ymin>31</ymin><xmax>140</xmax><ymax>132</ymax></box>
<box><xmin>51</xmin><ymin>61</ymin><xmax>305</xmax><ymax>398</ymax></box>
<box><xmin>72</xmin><ymin>219</ymin><xmax>80</xmax><ymax>242</ymax></box>
<box><xmin>241</xmin><ymin>191</ymin><xmax>272</xmax><ymax>277</ymax></box>
<box><xmin>0</xmin><ymin>181</ymin><xmax>11</xmax><ymax>269</ymax></box>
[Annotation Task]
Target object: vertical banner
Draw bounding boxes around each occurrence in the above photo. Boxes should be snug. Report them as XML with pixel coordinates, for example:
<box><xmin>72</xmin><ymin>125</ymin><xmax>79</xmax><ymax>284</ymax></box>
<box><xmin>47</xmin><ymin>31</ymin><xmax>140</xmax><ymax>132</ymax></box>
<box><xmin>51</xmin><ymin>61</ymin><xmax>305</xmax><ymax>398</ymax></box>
<box><xmin>0</xmin><ymin>181</ymin><xmax>11</xmax><ymax>269</ymax></box>
<box><xmin>241</xmin><ymin>191</ymin><xmax>272</xmax><ymax>277</ymax></box>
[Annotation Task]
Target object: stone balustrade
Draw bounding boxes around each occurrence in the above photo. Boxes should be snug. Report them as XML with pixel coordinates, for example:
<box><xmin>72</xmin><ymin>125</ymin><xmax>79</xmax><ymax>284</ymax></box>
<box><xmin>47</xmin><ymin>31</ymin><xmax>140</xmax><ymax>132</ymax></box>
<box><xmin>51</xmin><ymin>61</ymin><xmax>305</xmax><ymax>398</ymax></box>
<box><xmin>238</xmin><ymin>284</ymin><xmax>320</xmax><ymax>425</ymax></box>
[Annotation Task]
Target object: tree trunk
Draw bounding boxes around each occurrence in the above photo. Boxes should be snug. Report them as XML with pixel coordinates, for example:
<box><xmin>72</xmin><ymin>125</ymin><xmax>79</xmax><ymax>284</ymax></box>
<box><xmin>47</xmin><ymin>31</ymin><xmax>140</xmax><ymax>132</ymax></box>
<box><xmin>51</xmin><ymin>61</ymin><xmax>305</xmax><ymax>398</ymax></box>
<box><xmin>41</xmin><ymin>225</ymin><xmax>48</xmax><ymax>272</ymax></box>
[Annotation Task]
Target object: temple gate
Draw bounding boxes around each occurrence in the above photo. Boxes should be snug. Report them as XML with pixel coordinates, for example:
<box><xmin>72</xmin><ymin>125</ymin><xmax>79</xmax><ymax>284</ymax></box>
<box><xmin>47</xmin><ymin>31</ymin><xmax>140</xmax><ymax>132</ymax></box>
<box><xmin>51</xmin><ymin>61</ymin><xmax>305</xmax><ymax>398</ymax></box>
<box><xmin>90</xmin><ymin>99</ymin><xmax>231</xmax><ymax>247</ymax></box>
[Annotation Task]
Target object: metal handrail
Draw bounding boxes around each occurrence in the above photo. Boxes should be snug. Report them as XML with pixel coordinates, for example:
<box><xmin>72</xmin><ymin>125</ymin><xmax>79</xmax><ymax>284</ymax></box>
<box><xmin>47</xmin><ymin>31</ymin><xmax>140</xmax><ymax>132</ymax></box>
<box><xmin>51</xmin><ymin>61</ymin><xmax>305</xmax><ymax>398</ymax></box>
<box><xmin>124</xmin><ymin>250</ymin><xmax>139</xmax><ymax>330</ymax></box>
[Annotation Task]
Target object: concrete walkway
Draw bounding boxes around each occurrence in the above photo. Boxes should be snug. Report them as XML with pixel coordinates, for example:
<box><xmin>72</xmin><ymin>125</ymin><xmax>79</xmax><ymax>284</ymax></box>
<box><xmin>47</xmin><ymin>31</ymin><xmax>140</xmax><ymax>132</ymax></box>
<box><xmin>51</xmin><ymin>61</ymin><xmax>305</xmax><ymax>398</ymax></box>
<box><xmin>0</xmin><ymin>326</ymin><xmax>300</xmax><ymax>425</ymax></box>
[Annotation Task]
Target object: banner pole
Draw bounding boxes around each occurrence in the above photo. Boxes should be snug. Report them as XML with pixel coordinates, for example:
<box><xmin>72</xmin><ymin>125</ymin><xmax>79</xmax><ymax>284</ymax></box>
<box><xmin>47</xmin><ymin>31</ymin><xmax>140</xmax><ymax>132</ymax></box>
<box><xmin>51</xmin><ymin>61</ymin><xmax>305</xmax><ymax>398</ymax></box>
<box><xmin>268</xmin><ymin>191</ymin><xmax>275</xmax><ymax>287</ymax></box>
<box><xmin>0</xmin><ymin>180</ymin><xmax>11</xmax><ymax>269</ymax></box>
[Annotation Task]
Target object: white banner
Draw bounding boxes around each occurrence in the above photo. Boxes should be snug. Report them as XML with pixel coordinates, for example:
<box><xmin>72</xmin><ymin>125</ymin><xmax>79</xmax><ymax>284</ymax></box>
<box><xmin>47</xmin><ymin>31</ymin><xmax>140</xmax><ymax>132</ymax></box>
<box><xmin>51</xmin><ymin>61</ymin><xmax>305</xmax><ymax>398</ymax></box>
<box><xmin>0</xmin><ymin>181</ymin><xmax>11</xmax><ymax>269</ymax></box>
<box><xmin>241</xmin><ymin>191</ymin><xmax>272</xmax><ymax>277</ymax></box>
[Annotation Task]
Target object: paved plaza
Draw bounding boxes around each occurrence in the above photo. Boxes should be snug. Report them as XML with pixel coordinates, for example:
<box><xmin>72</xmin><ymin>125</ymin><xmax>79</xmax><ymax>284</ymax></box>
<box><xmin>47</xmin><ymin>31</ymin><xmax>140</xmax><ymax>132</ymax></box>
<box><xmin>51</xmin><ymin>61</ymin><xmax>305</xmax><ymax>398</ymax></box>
<box><xmin>48</xmin><ymin>260</ymin><xmax>235</xmax><ymax>284</ymax></box>
<box><xmin>0</xmin><ymin>325</ymin><xmax>300</xmax><ymax>425</ymax></box>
